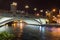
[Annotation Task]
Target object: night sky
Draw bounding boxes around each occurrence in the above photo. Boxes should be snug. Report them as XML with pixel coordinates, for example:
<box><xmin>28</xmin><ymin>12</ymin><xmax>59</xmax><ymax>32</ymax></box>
<box><xmin>0</xmin><ymin>0</ymin><xmax>60</xmax><ymax>10</ymax></box>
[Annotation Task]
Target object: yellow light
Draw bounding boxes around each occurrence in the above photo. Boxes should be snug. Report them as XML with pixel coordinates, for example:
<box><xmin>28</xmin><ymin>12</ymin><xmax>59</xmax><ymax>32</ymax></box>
<box><xmin>25</xmin><ymin>5</ymin><xmax>29</xmax><ymax>9</ymax></box>
<box><xmin>52</xmin><ymin>18</ymin><xmax>56</xmax><ymax>21</ymax></box>
<box><xmin>52</xmin><ymin>16</ymin><xmax>57</xmax><ymax>21</ymax></box>
<box><xmin>46</xmin><ymin>13</ymin><xmax>51</xmax><ymax>17</ymax></box>
<box><xmin>46</xmin><ymin>19</ymin><xmax>49</xmax><ymax>22</ymax></box>
<box><xmin>20</xmin><ymin>23</ymin><xmax>23</xmax><ymax>29</ymax></box>
<box><xmin>20</xmin><ymin>20</ymin><xmax>23</xmax><ymax>22</ymax></box>
<box><xmin>56</xmin><ymin>19</ymin><xmax>60</xmax><ymax>24</ymax></box>
<box><xmin>53</xmin><ymin>16</ymin><xmax>56</xmax><ymax>18</ymax></box>
<box><xmin>52</xmin><ymin>9</ymin><xmax>56</xmax><ymax>12</ymax></box>
<box><xmin>20</xmin><ymin>20</ymin><xmax>24</xmax><ymax>30</ymax></box>
<box><xmin>11</xmin><ymin>2</ymin><xmax>17</xmax><ymax>6</ymax></box>
<box><xmin>45</xmin><ymin>11</ymin><xmax>48</xmax><ymax>13</ymax></box>
<box><xmin>57</xmin><ymin>14</ymin><xmax>60</xmax><ymax>17</ymax></box>
<box><xmin>14</xmin><ymin>20</ymin><xmax>18</xmax><ymax>22</ymax></box>
<box><xmin>13</xmin><ymin>23</ymin><xmax>16</xmax><ymax>27</ymax></box>
<box><xmin>12</xmin><ymin>22</ymin><xmax>17</xmax><ymax>30</ymax></box>
<box><xmin>5</xmin><ymin>24</ymin><xmax>8</xmax><ymax>26</ymax></box>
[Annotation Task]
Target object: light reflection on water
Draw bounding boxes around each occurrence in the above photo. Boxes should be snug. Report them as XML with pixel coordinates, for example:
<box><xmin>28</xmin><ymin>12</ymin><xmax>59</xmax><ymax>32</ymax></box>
<box><xmin>44</xmin><ymin>27</ymin><xmax>60</xmax><ymax>40</ymax></box>
<box><xmin>12</xmin><ymin>23</ymin><xmax>60</xmax><ymax>40</ymax></box>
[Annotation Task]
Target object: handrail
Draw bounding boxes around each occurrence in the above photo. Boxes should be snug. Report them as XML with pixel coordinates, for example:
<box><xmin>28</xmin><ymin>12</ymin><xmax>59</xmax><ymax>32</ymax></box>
<box><xmin>0</xmin><ymin>19</ymin><xmax>14</xmax><ymax>26</ymax></box>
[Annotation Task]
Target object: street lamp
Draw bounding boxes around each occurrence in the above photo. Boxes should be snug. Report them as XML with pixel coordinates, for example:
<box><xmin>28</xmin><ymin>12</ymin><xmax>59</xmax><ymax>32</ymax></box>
<box><xmin>45</xmin><ymin>11</ymin><xmax>48</xmax><ymax>14</ymax></box>
<box><xmin>11</xmin><ymin>2</ymin><xmax>17</xmax><ymax>11</ymax></box>
<box><xmin>45</xmin><ymin>11</ymin><xmax>51</xmax><ymax>17</ymax></box>
<box><xmin>25</xmin><ymin>5</ymin><xmax>29</xmax><ymax>16</ymax></box>
<box><xmin>33</xmin><ymin>8</ymin><xmax>38</xmax><ymax>17</ymax></box>
<box><xmin>11</xmin><ymin>2</ymin><xmax>17</xmax><ymax>6</ymax></box>
<box><xmin>34</xmin><ymin>8</ymin><xmax>37</xmax><ymax>11</ymax></box>
<box><xmin>10</xmin><ymin>2</ymin><xmax>17</xmax><ymax>17</ymax></box>
<box><xmin>40</xmin><ymin>10</ymin><xmax>43</xmax><ymax>12</ymax></box>
<box><xmin>36</xmin><ymin>13</ymin><xmax>40</xmax><ymax>16</ymax></box>
<box><xmin>52</xmin><ymin>9</ymin><xmax>56</xmax><ymax>12</ymax></box>
<box><xmin>25</xmin><ymin>5</ymin><xmax>29</xmax><ymax>9</ymax></box>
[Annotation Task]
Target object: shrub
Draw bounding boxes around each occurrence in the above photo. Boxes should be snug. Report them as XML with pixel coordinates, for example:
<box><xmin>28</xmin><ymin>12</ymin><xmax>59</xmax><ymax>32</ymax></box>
<box><xmin>0</xmin><ymin>31</ymin><xmax>15</xmax><ymax>40</ymax></box>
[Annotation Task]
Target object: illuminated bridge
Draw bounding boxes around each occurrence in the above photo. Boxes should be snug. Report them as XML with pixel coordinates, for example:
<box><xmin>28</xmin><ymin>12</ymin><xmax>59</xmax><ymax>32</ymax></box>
<box><xmin>0</xmin><ymin>10</ymin><xmax>47</xmax><ymax>26</ymax></box>
<box><xmin>0</xmin><ymin>10</ymin><xmax>60</xmax><ymax>40</ymax></box>
<box><xmin>0</xmin><ymin>10</ymin><xmax>49</xmax><ymax>40</ymax></box>
<box><xmin>0</xmin><ymin>16</ymin><xmax>46</xmax><ymax>26</ymax></box>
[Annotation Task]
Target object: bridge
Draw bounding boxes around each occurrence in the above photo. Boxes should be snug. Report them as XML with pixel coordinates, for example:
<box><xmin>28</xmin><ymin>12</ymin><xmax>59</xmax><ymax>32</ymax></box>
<box><xmin>0</xmin><ymin>16</ymin><xmax>46</xmax><ymax>26</ymax></box>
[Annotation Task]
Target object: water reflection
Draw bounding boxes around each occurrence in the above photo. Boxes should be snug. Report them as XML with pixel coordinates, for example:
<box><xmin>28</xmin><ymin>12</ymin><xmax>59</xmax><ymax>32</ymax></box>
<box><xmin>12</xmin><ymin>20</ymin><xmax>27</xmax><ymax>38</ymax></box>
<box><xmin>45</xmin><ymin>27</ymin><xmax>60</xmax><ymax>40</ymax></box>
<box><xmin>51</xmin><ymin>27</ymin><xmax>60</xmax><ymax>37</ymax></box>
<box><xmin>12</xmin><ymin>23</ymin><xmax>60</xmax><ymax>40</ymax></box>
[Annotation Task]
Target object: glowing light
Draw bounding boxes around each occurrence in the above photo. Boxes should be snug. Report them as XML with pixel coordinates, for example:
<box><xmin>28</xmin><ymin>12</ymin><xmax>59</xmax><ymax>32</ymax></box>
<box><xmin>20</xmin><ymin>19</ymin><xmax>23</xmax><ymax>22</ymax></box>
<box><xmin>11</xmin><ymin>2</ymin><xmax>17</xmax><ymax>6</ymax></box>
<box><xmin>45</xmin><ymin>11</ymin><xmax>51</xmax><ymax>17</ymax></box>
<box><xmin>56</xmin><ymin>19</ymin><xmax>60</xmax><ymax>23</ymax></box>
<box><xmin>5</xmin><ymin>24</ymin><xmax>8</xmax><ymax>27</ymax></box>
<box><xmin>53</xmin><ymin>16</ymin><xmax>56</xmax><ymax>18</ymax></box>
<box><xmin>12</xmin><ymin>22</ymin><xmax>17</xmax><ymax>29</ymax></box>
<box><xmin>14</xmin><ymin>20</ymin><xmax>18</xmax><ymax>22</ymax></box>
<box><xmin>20</xmin><ymin>20</ymin><xmax>25</xmax><ymax>30</ymax></box>
<box><xmin>36</xmin><ymin>13</ymin><xmax>40</xmax><ymax>16</ymax></box>
<box><xmin>57</xmin><ymin>14</ymin><xmax>60</xmax><ymax>17</ymax></box>
<box><xmin>25</xmin><ymin>5</ymin><xmax>29</xmax><ymax>9</ymax></box>
<box><xmin>45</xmin><ymin>11</ymin><xmax>48</xmax><ymax>13</ymax></box>
<box><xmin>52</xmin><ymin>16</ymin><xmax>57</xmax><ymax>21</ymax></box>
<box><xmin>40</xmin><ymin>10</ymin><xmax>43</xmax><ymax>12</ymax></box>
<box><xmin>39</xmin><ymin>26</ymin><xmax>42</xmax><ymax>31</ymax></box>
<box><xmin>20</xmin><ymin>22</ymin><xmax>23</xmax><ymax>30</ymax></box>
<box><xmin>42</xmin><ymin>27</ymin><xmax>45</xmax><ymax>33</ymax></box>
<box><xmin>34</xmin><ymin>8</ymin><xmax>37</xmax><ymax>11</ymax></box>
<box><xmin>39</xmin><ymin>26</ymin><xmax>45</xmax><ymax>33</ymax></box>
<box><xmin>46</xmin><ymin>19</ymin><xmax>49</xmax><ymax>23</ymax></box>
<box><xmin>51</xmin><ymin>27</ymin><xmax>60</xmax><ymax>37</ymax></box>
<box><xmin>52</xmin><ymin>9</ymin><xmax>56</xmax><ymax>12</ymax></box>
<box><xmin>13</xmin><ymin>23</ymin><xmax>15</xmax><ymax>27</ymax></box>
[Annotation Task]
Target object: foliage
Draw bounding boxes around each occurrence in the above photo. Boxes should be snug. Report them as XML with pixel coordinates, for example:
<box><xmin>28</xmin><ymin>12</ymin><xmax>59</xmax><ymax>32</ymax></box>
<box><xmin>0</xmin><ymin>31</ymin><xmax>15</xmax><ymax>40</ymax></box>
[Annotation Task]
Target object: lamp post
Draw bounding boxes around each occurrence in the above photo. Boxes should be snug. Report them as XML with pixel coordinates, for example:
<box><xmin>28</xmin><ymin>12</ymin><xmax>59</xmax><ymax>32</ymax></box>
<box><xmin>33</xmin><ymin>8</ymin><xmax>38</xmax><ymax>17</ymax></box>
<box><xmin>40</xmin><ymin>9</ymin><xmax>44</xmax><ymax>17</ymax></box>
<box><xmin>25</xmin><ymin>5</ymin><xmax>29</xmax><ymax>16</ymax></box>
<box><xmin>52</xmin><ymin>9</ymin><xmax>56</xmax><ymax>12</ymax></box>
<box><xmin>11</xmin><ymin>2</ymin><xmax>17</xmax><ymax>17</ymax></box>
<box><xmin>11</xmin><ymin>2</ymin><xmax>17</xmax><ymax>11</ymax></box>
<box><xmin>34</xmin><ymin>8</ymin><xmax>37</xmax><ymax>11</ymax></box>
<box><xmin>40</xmin><ymin>10</ymin><xmax>43</xmax><ymax>13</ymax></box>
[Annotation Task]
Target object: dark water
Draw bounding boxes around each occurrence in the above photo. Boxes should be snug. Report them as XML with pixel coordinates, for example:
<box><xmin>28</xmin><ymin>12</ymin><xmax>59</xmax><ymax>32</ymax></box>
<box><xmin>21</xmin><ymin>25</ymin><xmax>60</xmax><ymax>40</ymax></box>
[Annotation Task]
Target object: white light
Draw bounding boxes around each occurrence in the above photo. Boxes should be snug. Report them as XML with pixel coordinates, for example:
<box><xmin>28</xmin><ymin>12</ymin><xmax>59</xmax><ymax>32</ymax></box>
<box><xmin>45</xmin><ymin>11</ymin><xmax>48</xmax><ymax>13</ymax></box>
<box><xmin>34</xmin><ymin>8</ymin><xmax>37</xmax><ymax>11</ymax></box>
<box><xmin>42</xmin><ymin>27</ymin><xmax>45</xmax><ymax>33</ymax></box>
<box><xmin>25</xmin><ymin>5</ymin><xmax>29</xmax><ymax>9</ymax></box>
<box><xmin>40</xmin><ymin>10</ymin><xmax>43</xmax><ymax>12</ymax></box>
<box><xmin>39</xmin><ymin>26</ymin><xmax>42</xmax><ymax>31</ymax></box>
